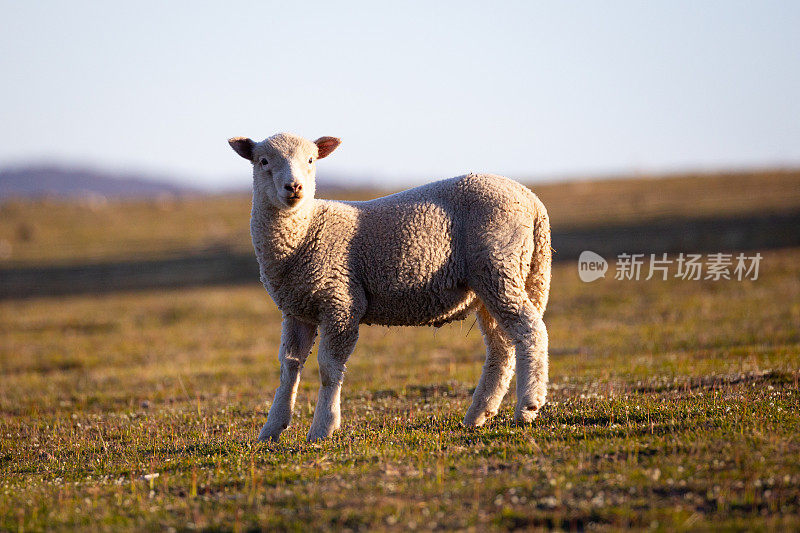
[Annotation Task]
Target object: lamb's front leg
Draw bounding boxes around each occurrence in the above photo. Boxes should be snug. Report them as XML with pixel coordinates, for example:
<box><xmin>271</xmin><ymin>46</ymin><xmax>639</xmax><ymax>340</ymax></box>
<box><xmin>307</xmin><ymin>322</ymin><xmax>359</xmax><ymax>442</ymax></box>
<box><xmin>258</xmin><ymin>316</ymin><xmax>317</xmax><ymax>442</ymax></box>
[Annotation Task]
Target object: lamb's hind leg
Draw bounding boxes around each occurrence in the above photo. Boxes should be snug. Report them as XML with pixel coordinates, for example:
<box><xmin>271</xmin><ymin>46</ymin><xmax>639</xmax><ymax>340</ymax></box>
<box><xmin>463</xmin><ymin>305</ymin><xmax>516</xmax><ymax>427</ymax></box>
<box><xmin>509</xmin><ymin>303</ymin><xmax>548</xmax><ymax>423</ymax></box>
<box><xmin>474</xmin><ymin>283</ymin><xmax>548</xmax><ymax>424</ymax></box>
<box><xmin>258</xmin><ymin>316</ymin><xmax>317</xmax><ymax>442</ymax></box>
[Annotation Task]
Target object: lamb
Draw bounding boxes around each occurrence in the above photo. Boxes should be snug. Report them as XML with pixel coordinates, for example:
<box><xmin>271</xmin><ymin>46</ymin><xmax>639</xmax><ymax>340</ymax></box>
<box><xmin>228</xmin><ymin>132</ymin><xmax>551</xmax><ymax>442</ymax></box>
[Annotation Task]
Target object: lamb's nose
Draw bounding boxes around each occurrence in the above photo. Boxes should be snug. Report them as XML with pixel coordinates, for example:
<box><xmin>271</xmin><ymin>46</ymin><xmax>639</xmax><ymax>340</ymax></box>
<box><xmin>284</xmin><ymin>183</ymin><xmax>302</xmax><ymax>193</ymax></box>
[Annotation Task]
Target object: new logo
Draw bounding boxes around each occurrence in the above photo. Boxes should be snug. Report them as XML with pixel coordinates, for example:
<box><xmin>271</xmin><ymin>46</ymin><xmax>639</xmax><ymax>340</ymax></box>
<box><xmin>578</xmin><ymin>250</ymin><xmax>608</xmax><ymax>282</ymax></box>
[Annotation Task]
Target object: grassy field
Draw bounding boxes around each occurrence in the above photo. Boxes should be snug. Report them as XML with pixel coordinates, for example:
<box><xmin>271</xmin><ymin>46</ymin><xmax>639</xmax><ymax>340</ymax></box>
<box><xmin>1</xmin><ymin>169</ymin><xmax>799</xmax><ymax>266</ymax></box>
<box><xmin>2</xmin><ymin>241</ymin><xmax>799</xmax><ymax>530</ymax></box>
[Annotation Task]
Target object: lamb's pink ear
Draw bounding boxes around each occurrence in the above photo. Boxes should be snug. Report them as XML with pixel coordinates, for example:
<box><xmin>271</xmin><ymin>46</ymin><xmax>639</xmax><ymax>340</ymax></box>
<box><xmin>228</xmin><ymin>137</ymin><xmax>255</xmax><ymax>161</ymax></box>
<box><xmin>314</xmin><ymin>136</ymin><xmax>341</xmax><ymax>159</ymax></box>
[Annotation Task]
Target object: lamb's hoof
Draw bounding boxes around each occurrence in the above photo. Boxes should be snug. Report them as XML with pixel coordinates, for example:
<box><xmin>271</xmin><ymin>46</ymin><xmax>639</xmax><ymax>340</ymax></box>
<box><xmin>307</xmin><ymin>431</ymin><xmax>330</xmax><ymax>443</ymax></box>
<box><xmin>463</xmin><ymin>408</ymin><xmax>496</xmax><ymax>428</ymax></box>
<box><xmin>307</xmin><ymin>423</ymin><xmax>337</xmax><ymax>442</ymax></box>
<box><xmin>513</xmin><ymin>403</ymin><xmax>543</xmax><ymax>425</ymax></box>
<box><xmin>258</xmin><ymin>422</ymin><xmax>286</xmax><ymax>442</ymax></box>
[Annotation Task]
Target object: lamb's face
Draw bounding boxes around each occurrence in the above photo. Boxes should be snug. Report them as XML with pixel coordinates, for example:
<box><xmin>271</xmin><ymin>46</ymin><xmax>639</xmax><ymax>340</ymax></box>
<box><xmin>254</xmin><ymin>134</ymin><xmax>318</xmax><ymax>210</ymax></box>
<box><xmin>228</xmin><ymin>133</ymin><xmax>341</xmax><ymax>211</ymax></box>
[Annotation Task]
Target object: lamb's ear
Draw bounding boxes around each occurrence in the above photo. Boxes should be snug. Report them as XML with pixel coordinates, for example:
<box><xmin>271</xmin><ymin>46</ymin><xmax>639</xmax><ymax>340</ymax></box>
<box><xmin>228</xmin><ymin>137</ymin><xmax>255</xmax><ymax>161</ymax></box>
<box><xmin>314</xmin><ymin>136</ymin><xmax>341</xmax><ymax>159</ymax></box>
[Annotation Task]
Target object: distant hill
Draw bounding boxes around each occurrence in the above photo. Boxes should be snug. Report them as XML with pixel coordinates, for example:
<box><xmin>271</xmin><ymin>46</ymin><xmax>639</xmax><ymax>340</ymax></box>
<box><xmin>0</xmin><ymin>166</ymin><xmax>196</xmax><ymax>199</ymax></box>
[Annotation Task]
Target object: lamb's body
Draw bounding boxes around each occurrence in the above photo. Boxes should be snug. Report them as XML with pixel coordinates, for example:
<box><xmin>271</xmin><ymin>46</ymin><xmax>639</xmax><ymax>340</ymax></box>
<box><xmin>252</xmin><ymin>174</ymin><xmax>548</xmax><ymax>328</ymax></box>
<box><xmin>231</xmin><ymin>133</ymin><xmax>551</xmax><ymax>442</ymax></box>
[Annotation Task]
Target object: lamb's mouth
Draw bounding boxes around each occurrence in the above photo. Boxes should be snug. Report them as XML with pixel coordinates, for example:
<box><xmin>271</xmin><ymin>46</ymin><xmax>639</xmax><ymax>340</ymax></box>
<box><xmin>284</xmin><ymin>195</ymin><xmax>302</xmax><ymax>206</ymax></box>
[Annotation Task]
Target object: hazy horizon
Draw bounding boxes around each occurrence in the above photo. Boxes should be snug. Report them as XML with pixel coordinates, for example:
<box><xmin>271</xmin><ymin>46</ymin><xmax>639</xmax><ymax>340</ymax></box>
<box><xmin>2</xmin><ymin>2</ymin><xmax>799</xmax><ymax>189</ymax></box>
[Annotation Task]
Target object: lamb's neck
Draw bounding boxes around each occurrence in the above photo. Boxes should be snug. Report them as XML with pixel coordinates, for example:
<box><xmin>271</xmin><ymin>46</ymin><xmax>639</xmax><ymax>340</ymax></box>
<box><xmin>251</xmin><ymin>199</ymin><xmax>316</xmax><ymax>266</ymax></box>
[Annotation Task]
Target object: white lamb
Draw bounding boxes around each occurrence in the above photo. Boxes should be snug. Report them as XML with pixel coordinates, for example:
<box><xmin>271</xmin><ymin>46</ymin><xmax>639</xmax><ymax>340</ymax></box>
<box><xmin>229</xmin><ymin>133</ymin><xmax>551</xmax><ymax>442</ymax></box>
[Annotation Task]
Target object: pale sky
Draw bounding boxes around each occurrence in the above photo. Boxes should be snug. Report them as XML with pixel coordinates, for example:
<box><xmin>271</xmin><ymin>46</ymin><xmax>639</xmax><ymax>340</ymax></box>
<box><xmin>1</xmin><ymin>1</ymin><xmax>799</xmax><ymax>189</ymax></box>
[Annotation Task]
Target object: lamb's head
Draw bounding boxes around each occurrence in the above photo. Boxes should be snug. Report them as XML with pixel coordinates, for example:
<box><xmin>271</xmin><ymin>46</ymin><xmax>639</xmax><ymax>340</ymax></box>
<box><xmin>228</xmin><ymin>132</ymin><xmax>341</xmax><ymax>210</ymax></box>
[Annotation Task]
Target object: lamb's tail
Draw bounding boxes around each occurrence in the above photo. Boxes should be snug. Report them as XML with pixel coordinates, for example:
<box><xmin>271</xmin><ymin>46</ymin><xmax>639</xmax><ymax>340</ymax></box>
<box><xmin>526</xmin><ymin>195</ymin><xmax>551</xmax><ymax>317</ymax></box>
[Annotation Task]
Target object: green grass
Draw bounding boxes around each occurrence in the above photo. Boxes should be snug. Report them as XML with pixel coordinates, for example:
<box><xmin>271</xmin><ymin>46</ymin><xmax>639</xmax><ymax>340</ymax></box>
<box><xmin>1</xmin><ymin>246</ymin><xmax>799</xmax><ymax>531</ymax></box>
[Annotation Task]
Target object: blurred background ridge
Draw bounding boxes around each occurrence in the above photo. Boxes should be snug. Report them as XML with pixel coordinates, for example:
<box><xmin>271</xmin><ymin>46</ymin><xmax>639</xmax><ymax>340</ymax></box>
<box><xmin>2</xmin><ymin>169</ymin><xmax>799</xmax><ymax>298</ymax></box>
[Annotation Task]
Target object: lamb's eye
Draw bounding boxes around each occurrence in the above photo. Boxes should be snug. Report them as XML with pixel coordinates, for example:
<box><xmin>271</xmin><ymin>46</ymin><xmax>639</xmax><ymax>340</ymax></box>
<box><xmin>260</xmin><ymin>158</ymin><xmax>268</xmax><ymax>166</ymax></box>
<box><xmin>308</xmin><ymin>157</ymin><xmax>313</xmax><ymax>164</ymax></box>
